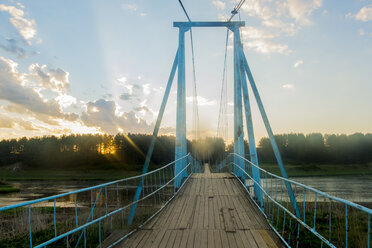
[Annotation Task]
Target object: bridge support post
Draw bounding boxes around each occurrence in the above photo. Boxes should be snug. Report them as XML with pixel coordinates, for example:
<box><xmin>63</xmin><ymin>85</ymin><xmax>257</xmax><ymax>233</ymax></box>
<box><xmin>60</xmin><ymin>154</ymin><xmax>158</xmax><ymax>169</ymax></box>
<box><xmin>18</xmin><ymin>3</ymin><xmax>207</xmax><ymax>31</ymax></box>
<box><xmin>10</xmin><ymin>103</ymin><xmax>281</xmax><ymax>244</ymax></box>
<box><xmin>240</xmin><ymin>51</ymin><xmax>302</xmax><ymax>218</ymax></box>
<box><xmin>232</xmin><ymin>27</ymin><xmax>245</xmax><ymax>182</ymax></box>
<box><xmin>237</xmin><ymin>45</ymin><xmax>263</xmax><ymax>208</ymax></box>
<box><xmin>175</xmin><ymin>26</ymin><xmax>189</xmax><ymax>190</ymax></box>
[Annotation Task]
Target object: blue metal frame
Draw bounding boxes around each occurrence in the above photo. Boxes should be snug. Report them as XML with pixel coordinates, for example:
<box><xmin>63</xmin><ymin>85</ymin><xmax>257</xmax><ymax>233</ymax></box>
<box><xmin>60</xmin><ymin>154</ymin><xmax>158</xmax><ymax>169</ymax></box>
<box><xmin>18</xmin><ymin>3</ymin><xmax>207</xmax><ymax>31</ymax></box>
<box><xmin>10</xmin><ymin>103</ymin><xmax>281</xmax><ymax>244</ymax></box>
<box><xmin>240</xmin><ymin>51</ymin><xmax>302</xmax><ymax>218</ymax></box>
<box><xmin>175</xmin><ymin>26</ymin><xmax>188</xmax><ymax>190</ymax></box>
<box><xmin>236</xmin><ymin>31</ymin><xmax>263</xmax><ymax>207</ymax></box>
<box><xmin>232</xmin><ymin>26</ymin><xmax>245</xmax><ymax>181</ymax></box>
<box><xmin>217</xmin><ymin>153</ymin><xmax>372</xmax><ymax>248</ymax></box>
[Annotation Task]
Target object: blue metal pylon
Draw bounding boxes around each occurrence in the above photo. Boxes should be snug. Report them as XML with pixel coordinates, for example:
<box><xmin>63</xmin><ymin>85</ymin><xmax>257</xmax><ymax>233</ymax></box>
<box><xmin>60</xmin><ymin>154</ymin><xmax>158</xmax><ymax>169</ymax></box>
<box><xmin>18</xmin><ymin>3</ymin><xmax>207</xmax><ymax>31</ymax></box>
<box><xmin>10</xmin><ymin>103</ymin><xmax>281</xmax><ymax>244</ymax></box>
<box><xmin>232</xmin><ymin>26</ymin><xmax>245</xmax><ymax>182</ymax></box>
<box><xmin>175</xmin><ymin>26</ymin><xmax>189</xmax><ymax>190</ymax></box>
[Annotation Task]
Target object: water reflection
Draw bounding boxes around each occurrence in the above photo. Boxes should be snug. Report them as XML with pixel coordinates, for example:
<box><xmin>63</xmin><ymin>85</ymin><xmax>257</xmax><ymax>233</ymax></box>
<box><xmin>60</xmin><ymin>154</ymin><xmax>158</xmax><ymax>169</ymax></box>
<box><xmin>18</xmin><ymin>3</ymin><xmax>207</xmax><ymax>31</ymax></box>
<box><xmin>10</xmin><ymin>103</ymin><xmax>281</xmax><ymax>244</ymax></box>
<box><xmin>1</xmin><ymin>175</ymin><xmax>372</xmax><ymax>207</ymax></box>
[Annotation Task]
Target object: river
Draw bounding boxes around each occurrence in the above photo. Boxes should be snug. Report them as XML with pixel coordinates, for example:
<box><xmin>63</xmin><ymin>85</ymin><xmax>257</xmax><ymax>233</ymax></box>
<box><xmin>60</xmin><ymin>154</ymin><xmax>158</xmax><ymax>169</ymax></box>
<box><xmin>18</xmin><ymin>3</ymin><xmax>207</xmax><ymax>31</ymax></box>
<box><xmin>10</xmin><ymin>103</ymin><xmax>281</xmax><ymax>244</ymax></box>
<box><xmin>1</xmin><ymin>175</ymin><xmax>372</xmax><ymax>207</ymax></box>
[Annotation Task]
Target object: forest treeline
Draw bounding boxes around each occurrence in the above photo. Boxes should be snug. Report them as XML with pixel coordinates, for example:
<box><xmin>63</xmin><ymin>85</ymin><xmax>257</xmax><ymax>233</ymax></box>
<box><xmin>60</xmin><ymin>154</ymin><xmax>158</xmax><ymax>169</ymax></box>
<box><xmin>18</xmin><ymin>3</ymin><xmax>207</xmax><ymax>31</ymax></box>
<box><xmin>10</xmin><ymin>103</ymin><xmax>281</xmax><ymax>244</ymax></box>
<box><xmin>0</xmin><ymin>132</ymin><xmax>371</xmax><ymax>170</ymax></box>
<box><xmin>257</xmin><ymin>133</ymin><xmax>372</xmax><ymax>164</ymax></box>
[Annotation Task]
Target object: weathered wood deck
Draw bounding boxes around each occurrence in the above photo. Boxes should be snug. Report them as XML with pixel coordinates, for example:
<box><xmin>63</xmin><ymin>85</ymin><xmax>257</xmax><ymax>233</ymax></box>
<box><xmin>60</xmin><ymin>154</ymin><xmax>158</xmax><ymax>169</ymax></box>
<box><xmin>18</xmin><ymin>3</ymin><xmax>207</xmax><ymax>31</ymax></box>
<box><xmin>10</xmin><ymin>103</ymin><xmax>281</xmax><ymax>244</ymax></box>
<box><xmin>117</xmin><ymin>165</ymin><xmax>282</xmax><ymax>247</ymax></box>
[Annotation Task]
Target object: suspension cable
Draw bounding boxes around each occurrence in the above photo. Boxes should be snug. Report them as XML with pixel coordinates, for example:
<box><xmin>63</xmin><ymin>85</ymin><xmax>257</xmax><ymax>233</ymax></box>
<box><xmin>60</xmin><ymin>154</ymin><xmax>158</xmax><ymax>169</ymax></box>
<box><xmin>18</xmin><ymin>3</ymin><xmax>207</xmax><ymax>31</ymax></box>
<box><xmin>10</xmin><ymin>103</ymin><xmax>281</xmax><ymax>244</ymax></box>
<box><xmin>177</xmin><ymin>0</ymin><xmax>200</xmax><ymax>140</ymax></box>
<box><xmin>178</xmin><ymin>0</ymin><xmax>191</xmax><ymax>22</ymax></box>
<box><xmin>217</xmin><ymin>29</ymin><xmax>229</xmax><ymax>141</ymax></box>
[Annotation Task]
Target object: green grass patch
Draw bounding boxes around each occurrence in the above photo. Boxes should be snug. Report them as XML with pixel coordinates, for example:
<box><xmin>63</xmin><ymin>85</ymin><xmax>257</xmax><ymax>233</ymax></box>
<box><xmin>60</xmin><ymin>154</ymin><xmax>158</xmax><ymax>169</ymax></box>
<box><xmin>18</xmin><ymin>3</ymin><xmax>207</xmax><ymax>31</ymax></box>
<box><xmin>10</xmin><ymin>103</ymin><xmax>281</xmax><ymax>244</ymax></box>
<box><xmin>0</xmin><ymin>181</ymin><xmax>19</xmax><ymax>194</ymax></box>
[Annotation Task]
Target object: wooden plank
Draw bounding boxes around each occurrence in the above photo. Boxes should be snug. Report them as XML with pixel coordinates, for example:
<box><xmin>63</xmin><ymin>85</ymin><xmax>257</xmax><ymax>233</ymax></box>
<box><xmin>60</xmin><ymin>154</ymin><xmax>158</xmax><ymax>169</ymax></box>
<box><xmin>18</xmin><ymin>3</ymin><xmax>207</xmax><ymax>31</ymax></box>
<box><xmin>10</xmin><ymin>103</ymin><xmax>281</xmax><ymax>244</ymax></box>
<box><xmin>173</xmin><ymin>230</ymin><xmax>183</xmax><ymax>248</ymax></box>
<box><xmin>216</xmin><ymin>195</ymin><xmax>225</xmax><ymax>231</ymax></box>
<box><xmin>150</xmin><ymin>229</ymin><xmax>166</xmax><ymax>247</ymax></box>
<box><xmin>203</xmin><ymin>193</ymin><xmax>209</xmax><ymax>229</ymax></box>
<box><xmin>258</xmin><ymin>230</ymin><xmax>278</xmax><ymax>248</ymax></box>
<box><xmin>201</xmin><ymin>229</ymin><xmax>208</xmax><ymax>247</ymax></box>
<box><xmin>179</xmin><ymin>229</ymin><xmax>190</xmax><ymax>248</ymax></box>
<box><xmin>208</xmin><ymin>195</ymin><xmax>215</xmax><ymax>230</ymax></box>
<box><xmin>237</xmin><ymin>230</ymin><xmax>255</xmax><ymax>248</ymax></box>
<box><xmin>220</xmin><ymin>229</ymin><xmax>230</xmax><ymax>248</ymax></box>
<box><xmin>213</xmin><ymin>229</ymin><xmax>222</xmax><ymax>248</ymax></box>
<box><xmin>158</xmin><ymin>230</ymin><xmax>172</xmax><ymax>248</ymax></box>
<box><xmin>212</xmin><ymin>188</ymin><xmax>221</xmax><ymax>230</ymax></box>
<box><xmin>126</xmin><ymin>229</ymin><xmax>148</xmax><ymax>248</ymax></box>
<box><xmin>207</xmin><ymin>229</ymin><xmax>215</xmax><ymax>248</ymax></box>
<box><xmin>197</xmin><ymin>194</ymin><xmax>205</xmax><ymax>229</ymax></box>
<box><xmin>135</xmin><ymin>230</ymin><xmax>152</xmax><ymax>247</ymax></box>
<box><xmin>251</xmin><ymin>230</ymin><xmax>269</xmax><ymax>248</ymax></box>
<box><xmin>222</xmin><ymin>207</ymin><xmax>236</xmax><ymax>232</ymax></box>
<box><xmin>234</xmin><ymin>230</ymin><xmax>245</xmax><ymax>248</ymax></box>
<box><xmin>166</xmin><ymin>230</ymin><xmax>178</xmax><ymax>247</ymax></box>
<box><xmin>243</xmin><ymin>230</ymin><xmax>259</xmax><ymax>248</ymax></box>
<box><xmin>191</xmin><ymin>195</ymin><xmax>201</xmax><ymax>229</ymax></box>
<box><xmin>194</xmin><ymin>229</ymin><xmax>202</xmax><ymax>247</ymax></box>
<box><xmin>231</xmin><ymin>195</ymin><xmax>252</xmax><ymax>230</ymax></box>
<box><xmin>168</xmin><ymin>192</ymin><xmax>188</xmax><ymax>229</ymax></box>
<box><xmin>227</xmin><ymin>195</ymin><xmax>243</xmax><ymax>230</ymax></box>
<box><xmin>141</xmin><ymin>229</ymin><xmax>160</xmax><ymax>247</ymax></box>
<box><xmin>227</xmin><ymin>231</ymin><xmax>238</xmax><ymax>248</ymax></box>
<box><xmin>187</xmin><ymin>229</ymin><xmax>195</xmax><ymax>247</ymax></box>
<box><xmin>179</xmin><ymin>195</ymin><xmax>197</xmax><ymax>229</ymax></box>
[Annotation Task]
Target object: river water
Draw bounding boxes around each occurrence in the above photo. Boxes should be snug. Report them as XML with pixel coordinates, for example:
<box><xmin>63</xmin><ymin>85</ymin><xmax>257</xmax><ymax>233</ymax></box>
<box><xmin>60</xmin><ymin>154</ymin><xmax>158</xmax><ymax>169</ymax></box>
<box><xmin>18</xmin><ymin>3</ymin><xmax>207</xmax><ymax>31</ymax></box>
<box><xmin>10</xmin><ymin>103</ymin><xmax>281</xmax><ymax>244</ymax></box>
<box><xmin>1</xmin><ymin>176</ymin><xmax>372</xmax><ymax>207</ymax></box>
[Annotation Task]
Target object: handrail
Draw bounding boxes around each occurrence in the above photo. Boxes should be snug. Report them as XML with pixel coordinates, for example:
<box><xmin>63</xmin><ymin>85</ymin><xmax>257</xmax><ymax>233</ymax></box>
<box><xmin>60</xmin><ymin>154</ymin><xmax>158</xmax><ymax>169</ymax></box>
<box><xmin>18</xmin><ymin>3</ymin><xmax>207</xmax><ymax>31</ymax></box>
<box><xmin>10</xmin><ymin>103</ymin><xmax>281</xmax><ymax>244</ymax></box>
<box><xmin>0</xmin><ymin>153</ymin><xmax>198</xmax><ymax>248</ymax></box>
<box><xmin>0</xmin><ymin>153</ymin><xmax>191</xmax><ymax>211</ymax></box>
<box><xmin>217</xmin><ymin>153</ymin><xmax>372</xmax><ymax>248</ymax></box>
<box><xmin>232</xmin><ymin>153</ymin><xmax>372</xmax><ymax>215</ymax></box>
<box><xmin>34</xmin><ymin>161</ymin><xmax>193</xmax><ymax>248</ymax></box>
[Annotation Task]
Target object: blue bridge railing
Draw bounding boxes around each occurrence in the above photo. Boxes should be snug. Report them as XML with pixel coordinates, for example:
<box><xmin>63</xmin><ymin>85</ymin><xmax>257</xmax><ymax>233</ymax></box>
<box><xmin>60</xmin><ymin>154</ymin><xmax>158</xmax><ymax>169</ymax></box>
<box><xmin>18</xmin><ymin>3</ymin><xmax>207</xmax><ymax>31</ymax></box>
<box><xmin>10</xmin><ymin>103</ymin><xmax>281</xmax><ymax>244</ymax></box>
<box><xmin>0</xmin><ymin>153</ymin><xmax>201</xmax><ymax>248</ymax></box>
<box><xmin>216</xmin><ymin>153</ymin><xmax>372</xmax><ymax>248</ymax></box>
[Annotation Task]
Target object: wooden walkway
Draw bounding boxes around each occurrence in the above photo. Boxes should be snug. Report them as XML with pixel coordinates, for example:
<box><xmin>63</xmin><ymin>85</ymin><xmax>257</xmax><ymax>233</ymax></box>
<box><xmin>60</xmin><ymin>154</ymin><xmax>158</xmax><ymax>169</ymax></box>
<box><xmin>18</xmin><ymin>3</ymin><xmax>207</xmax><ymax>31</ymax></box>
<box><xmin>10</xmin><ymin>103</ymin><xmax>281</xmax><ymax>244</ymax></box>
<box><xmin>117</xmin><ymin>165</ymin><xmax>282</xmax><ymax>247</ymax></box>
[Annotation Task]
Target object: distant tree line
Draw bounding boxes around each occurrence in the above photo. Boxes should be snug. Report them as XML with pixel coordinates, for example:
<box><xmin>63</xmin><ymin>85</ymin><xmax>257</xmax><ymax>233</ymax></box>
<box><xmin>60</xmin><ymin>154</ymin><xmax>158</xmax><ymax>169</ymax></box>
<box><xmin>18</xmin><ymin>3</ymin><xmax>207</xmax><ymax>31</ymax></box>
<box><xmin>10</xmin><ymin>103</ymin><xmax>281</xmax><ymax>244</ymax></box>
<box><xmin>257</xmin><ymin>133</ymin><xmax>372</xmax><ymax>164</ymax></box>
<box><xmin>0</xmin><ymin>134</ymin><xmax>225</xmax><ymax>170</ymax></box>
<box><xmin>0</xmin><ymin>132</ymin><xmax>371</xmax><ymax>170</ymax></box>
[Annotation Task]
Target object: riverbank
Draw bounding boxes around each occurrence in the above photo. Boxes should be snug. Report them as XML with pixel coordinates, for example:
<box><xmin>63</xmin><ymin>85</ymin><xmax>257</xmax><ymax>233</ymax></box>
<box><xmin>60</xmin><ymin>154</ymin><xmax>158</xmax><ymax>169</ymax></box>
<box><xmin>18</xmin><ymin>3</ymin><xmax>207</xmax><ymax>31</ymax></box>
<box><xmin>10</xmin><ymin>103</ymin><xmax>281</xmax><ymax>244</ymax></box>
<box><xmin>261</xmin><ymin>163</ymin><xmax>372</xmax><ymax>177</ymax></box>
<box><xmin>0</xmin><ymin>168</ymin><xmax>141</xmax><ymax>181</ymax></box>
<box><xmin>1</xmin><ymin>163</ymin><xmax>371</xmax><ymax>181</ymax></box>
<box><xmin>0</xmin><ymin>182</ymin><xmax>19</xmax><ymax>194</ymax></box>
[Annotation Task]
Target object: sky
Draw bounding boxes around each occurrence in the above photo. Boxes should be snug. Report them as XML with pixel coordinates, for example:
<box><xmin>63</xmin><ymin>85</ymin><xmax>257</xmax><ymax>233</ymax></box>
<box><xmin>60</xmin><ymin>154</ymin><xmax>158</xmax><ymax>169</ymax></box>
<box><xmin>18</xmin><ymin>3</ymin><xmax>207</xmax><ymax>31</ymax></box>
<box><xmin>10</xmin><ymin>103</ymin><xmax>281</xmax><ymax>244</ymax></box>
<box><xmin>0</xmin><ymin>0</ymin><xmax>371</xmax><ymax>143</ymax></box>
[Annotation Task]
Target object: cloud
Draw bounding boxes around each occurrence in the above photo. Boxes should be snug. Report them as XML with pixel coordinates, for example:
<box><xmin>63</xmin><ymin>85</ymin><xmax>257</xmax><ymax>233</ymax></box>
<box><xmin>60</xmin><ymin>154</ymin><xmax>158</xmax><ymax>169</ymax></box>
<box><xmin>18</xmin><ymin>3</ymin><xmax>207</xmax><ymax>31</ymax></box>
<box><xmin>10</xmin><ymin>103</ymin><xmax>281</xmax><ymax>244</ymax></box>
<box><xmin>0</xmin><ymin>56</ymin><xmax>76</xmax><ymax>121</ymax></box>
<box><xmin>140</xmin><ymin>13</ymin><xmax>147</xmax><ymax>17</ymax></box>
<box><xmin>81</xmin><ymin>99</ymin><xmax>154</xmax><ymax>134</ymax></box>
<box><xmin>235</xmin><ymin>0</ymin><xmax>323</xmax><ymax>54</ymax></box>
<box><xmin>286</xmin><ymin>0</ymin><xmax>322</xmax><ymax>25</ymax></box>
<box><xmin>294</xmin><ymin>59</ymin><xmax>303</xmax><ymax>68</ymax></box>
<box><xmin>359</xmin><ymin>29</ymin><xmax>365</xmax><ymax>36</ymax></box>
<box><xmin>212</xmin><ymin>0</ymin><xmax>226</xmax><ymax>10</ymax></box>
<box><xmin>119</xmin><ymin>92</ymin><xmax>133</xmax><ymax>101</ymax></box>
<box><xmin>0</xmin><ymin>38</ymin><xmax>26</xmax><ymax>59</ymax></box>
<box><xmin>55</xmin><ymin>94</ymin><xmax>77</xmax><ymax>109</ymax></box>
<box><xmin>122</xmin><ymin>3</ymin><xmax>137</xmax><ymax>11</ymax></box>
<box><xmin>282</xmin><ymin>84</ymin><xmax>294</xmax><ymax>89</ymax></box>
<box><xmin>0</xmin><ymin>4</ymin><xmax>37</xmax><ymax>44</ymax></box>
<box><xmin>186</xmin><ymin>96</ymin><xmax>216</xmax><ymax>106</ymax></box>
<box><xmin>28</xmin><ymin>63</ymin><xmax>70</xmax><ymax>93</ymax></box>
<box><xmin>355</xmin><ymin>5</ymin><xmax>372</xmax><ymax>22</ymax></box>
<box><xmin>241</xmin><ymin>26</ymin><xmax>291</xmax><ymax>54</ymax></box>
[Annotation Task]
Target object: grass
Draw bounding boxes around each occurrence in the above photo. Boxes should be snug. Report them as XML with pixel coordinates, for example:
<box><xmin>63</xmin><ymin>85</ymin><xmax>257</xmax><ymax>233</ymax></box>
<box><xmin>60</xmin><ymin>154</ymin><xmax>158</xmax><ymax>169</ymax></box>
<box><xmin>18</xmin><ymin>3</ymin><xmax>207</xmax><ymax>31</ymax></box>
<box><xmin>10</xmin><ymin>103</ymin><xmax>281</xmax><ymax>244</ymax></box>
<box><xmin>0</xmin><ymin>181</ymin><xmax>19</xmax><ymax>194</ymax></box>
<box><xmin>260</xmin><ymin>163</ymin><xmax>372</xmax><ymax>177</ymax></box>
<box><xmin>266</xmin><ymin>201</ymin><xmax>372</xmax><ymax>247</ymax></box>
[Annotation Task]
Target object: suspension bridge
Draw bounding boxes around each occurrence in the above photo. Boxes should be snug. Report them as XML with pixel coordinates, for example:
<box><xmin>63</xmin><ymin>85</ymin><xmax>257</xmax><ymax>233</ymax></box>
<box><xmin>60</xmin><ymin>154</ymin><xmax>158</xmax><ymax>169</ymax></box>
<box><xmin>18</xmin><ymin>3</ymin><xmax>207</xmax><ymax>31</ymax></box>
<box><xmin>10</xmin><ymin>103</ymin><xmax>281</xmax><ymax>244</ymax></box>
<box><xmin>1</xmin><ymin>6</ymin><xmax>372</xmax><ymax>248</ymax></box>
